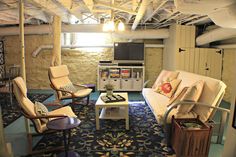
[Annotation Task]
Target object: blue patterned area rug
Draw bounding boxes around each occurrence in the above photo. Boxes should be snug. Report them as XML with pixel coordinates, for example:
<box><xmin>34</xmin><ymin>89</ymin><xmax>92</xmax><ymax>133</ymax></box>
<box><xmin>0</xmin><ymin>93</ymin><xmax>52</xmax><ymax>127</ymax></box>
<box><xmin>32</xmin><ymin>101</ymin><xmax>174</xmax><ymax>157</ymax></box>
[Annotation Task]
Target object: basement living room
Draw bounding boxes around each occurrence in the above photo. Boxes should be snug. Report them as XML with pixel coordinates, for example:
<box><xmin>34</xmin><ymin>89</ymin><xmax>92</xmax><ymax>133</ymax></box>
<box><xmin>0</xmin><ymin>0</ymin><xmax>236</xmax><ymax>157</ymax></box>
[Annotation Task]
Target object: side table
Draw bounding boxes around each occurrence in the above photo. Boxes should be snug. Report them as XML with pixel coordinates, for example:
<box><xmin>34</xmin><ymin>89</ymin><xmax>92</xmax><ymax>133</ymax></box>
<box><xmin>47</xmin><ymin>117</ymin><xmax>81</xmax><ymax>157</ymax></box>
<box><xmin>171</xmin><ymin>116</ymin><xmax>213</xmax><ymax>157</ymax></box>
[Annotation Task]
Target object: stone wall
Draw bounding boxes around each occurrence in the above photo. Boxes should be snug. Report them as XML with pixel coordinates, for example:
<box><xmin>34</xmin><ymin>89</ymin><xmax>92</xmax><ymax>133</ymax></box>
<box><xmin>3</xmin><ymin>34</ymin><xmax>163</xmax><ymax>89</ymax></box>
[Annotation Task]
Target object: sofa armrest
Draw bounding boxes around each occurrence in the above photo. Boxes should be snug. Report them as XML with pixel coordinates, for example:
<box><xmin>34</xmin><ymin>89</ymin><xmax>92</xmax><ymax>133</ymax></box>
<box><xmin>164</xmin><ymin>101</ymin><xmax>230</xmax><ymax>125</ymax></box>
<box><xmin>143</xmin><ymin>80</ymin><xmax>150</xmax><ymax>88</ymax></box>
<box><xmin>163</xmin><ymin>101</ymin><xmax>230</xmax><ymax>144</ymax></box>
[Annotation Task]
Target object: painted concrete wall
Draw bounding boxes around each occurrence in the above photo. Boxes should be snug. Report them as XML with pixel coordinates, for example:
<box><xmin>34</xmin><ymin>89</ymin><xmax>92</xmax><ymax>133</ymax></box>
<box><xmin>222</xmin><ymin>52</ymin><xmax>236</xmax><ymax>157</ymax></box>
<box><xmin>222</xmin><ymin>49</ymin><xmax>236</xmax><ymax>102</ymax></box>
<box><xmin>3</xmin><ymin>35</ymin><xmax>163</xmax><ymax>89</ymax></box>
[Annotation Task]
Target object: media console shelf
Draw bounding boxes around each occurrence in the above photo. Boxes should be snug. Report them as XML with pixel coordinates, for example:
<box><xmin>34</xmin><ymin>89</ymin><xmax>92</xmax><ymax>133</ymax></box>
<box><xmin>97</xmin><ymin>64</ymin><xmax>145</xmax><ymax>91</ymax></box>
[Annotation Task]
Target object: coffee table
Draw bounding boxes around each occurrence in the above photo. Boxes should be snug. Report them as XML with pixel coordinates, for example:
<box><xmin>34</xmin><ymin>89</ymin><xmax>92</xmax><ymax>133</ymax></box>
<box><xmin>95</xmin><ymin>92</ymin><xmax>129</xmax><ymax>130</ymax></box>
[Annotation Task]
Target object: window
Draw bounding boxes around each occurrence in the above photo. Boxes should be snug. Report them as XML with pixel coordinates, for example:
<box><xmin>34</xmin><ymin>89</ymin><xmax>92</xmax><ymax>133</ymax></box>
<box><xmin>62</xmin><ymin>33</ymin><xmax>110</xmax><ymax>52</ymax></box>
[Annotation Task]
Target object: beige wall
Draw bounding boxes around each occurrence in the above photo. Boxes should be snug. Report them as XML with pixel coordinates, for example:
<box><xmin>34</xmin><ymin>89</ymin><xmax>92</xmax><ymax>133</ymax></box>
<box><xmin>222</xmin><ymin>49</ymin><xmax>236</xmax><ymax>102</ymax></box>
<box><xmin>3</xmin><ymin>34</ymin><xmax>163</xmax><ymax>89</ymax></box>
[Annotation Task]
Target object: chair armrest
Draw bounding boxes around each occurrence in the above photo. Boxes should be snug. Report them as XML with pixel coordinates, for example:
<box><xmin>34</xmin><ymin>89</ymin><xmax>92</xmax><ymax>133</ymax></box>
<box><xmin>163</xmin><ymin>101</ymin><xmax>230</xmax><ymax>127</ymax></box>
<box><xmin>25</xmin><ymin>114</ymin><xmax>68</xmax><ymax>119</ymax></box>
<box><xmin>143</xmin><ymin>80</ymin><xmax>150</xmax><ymax>88</ymax></box>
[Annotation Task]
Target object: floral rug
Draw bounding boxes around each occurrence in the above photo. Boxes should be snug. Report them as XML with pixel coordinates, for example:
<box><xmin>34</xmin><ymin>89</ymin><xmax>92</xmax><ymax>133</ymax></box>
<box><xmin>0</xmin><ymin>93</ymin><xmax>52</xmax><ymax>127</ymax></box>
<box><xmin>32</xmin><ymin>101</ymin><xmax>174</xmax><ymax>157</ymax></box>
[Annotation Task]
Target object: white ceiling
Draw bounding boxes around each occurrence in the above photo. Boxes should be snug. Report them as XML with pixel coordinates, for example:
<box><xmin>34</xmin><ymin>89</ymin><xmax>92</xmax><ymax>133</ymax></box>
<box><xmin>0</xmin><ymin>0</ymin><xmax>235</xmax><ymax>30</ymax></box>
<box><xmin>0</xmin><ymin>0</ymin><xmax>213</xmax><ymax>29</ymax></box>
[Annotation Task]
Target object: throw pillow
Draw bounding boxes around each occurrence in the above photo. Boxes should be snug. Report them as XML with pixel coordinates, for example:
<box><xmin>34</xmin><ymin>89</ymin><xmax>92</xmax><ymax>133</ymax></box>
<box><xmin>177</xmin><ymin>80</ymin><xmax>205</xmax><ymax>114</ymax></box>
<box><xmin>34</xmin><ymin>101</ymin><xmax>49</xmax><ymax>123</ymax></box>
<box><xmin>60</xmin><ymin>83</ymin><xmax>77</xmax><ymax>96</ymax></box>
<box><xmin>152</xmin><ymin>70</ymin><xmax>179</xmax><ymax>89</ymax></box>
<box><xmin>167</xmin><ymin>87</ymin><xmax>189</xmax><ymax>107</ymax></box>
<box><xmin>155</xmin><ymin>79</ymin><xmax>181</xmax><ymax>98</ymax></box>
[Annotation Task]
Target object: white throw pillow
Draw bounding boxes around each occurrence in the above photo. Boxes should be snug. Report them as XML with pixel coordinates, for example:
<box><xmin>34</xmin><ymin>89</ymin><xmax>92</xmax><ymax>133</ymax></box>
<box><xmin>177</xmin><ymin>80</ymin><xmax>205</xmax><ymax>114</ymax></box>
<box><xmin>34</xmin><ymin>101</ymin><xmax>49</xmax><ymax>123</ymax></box>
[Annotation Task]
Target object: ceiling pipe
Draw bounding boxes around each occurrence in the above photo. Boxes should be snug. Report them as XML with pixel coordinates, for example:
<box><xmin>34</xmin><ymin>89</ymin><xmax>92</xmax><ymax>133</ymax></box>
<box><xmin>113</xmin><ymin>29</ymin><xmax>169</xmax><ymax>39</ymax></box>
<box><xmin>131</xmin><ymin>0</ymin><xmax>151</xmax><ymax>30</ymax></box>
<box><xmin>0</xmin><ymin>24</ymin><xmax>169</xmax><ymax>39</ymax></box>
<box><xmin>32</xmin><ymin>44</ymin><xmax>164</xmax><ymax>57</ymax></box>
<box><xmin>213</xmin><ymin>44</ymin><xmax>236</xmax><ymax>49</ymax></box>
<box><xmin>196</xmin><ymin>27</ymin><xmax>236</xmax><ymax>46</ymax></box>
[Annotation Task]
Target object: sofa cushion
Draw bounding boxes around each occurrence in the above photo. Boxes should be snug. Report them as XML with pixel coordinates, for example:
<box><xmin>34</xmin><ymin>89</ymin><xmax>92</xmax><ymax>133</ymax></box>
<box><xmin>142</xmin><ymin>88</ymin><xmax>169</xmax><ymax>121</ymax></box>
<box><xmin>177</xmin><ymin>80</ymin><xmax>205</xmax><ymax>114</ymax></box>
<box><xmin>152</xmin><ymin>70</ymin><xmax>179</xmax><ymax>89</ymax></box>
<box><xmin>155</xmin><ymin>79</ymin><xmax>181</xmax><ymax>98</ymax></box>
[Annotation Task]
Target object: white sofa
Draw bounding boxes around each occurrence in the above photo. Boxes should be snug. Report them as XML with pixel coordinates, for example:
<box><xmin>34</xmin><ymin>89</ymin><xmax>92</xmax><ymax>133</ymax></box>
<box><xmin>142</xmin><ymin>70</ymin><xmax>230</xmax><ymax>144</ymax></box>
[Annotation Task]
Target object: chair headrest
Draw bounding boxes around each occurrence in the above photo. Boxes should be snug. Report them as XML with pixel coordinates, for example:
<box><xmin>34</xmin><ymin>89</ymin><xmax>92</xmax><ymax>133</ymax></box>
<box><xmin>13</xmin><ymin>77</ymin><xmax>27</xmax><ymax>97</ymax></box>
<box><xmin>49</xmin><ymin>65</ymin><xmax>69</xmax><ymax>78</ymax></box>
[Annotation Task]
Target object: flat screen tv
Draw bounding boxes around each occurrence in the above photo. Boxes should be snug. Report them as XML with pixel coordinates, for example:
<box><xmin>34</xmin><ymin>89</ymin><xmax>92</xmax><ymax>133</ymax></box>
<box><xmin>114</xmin><ymin>42</ymin><xmax>144</xmax><ymax>61</ymax></box>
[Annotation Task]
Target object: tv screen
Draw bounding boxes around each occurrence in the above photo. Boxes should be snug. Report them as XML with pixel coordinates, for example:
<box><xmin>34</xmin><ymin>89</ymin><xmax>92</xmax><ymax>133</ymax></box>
<box><xmin>114</xmin><ymin>42</ymin><xmax>144</xmax><ymax>61</ymax></box>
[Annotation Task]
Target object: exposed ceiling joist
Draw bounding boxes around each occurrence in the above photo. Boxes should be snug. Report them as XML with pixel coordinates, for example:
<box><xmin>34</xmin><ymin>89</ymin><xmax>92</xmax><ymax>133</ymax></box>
<box><xmin>83</xmin><ymin>0</ymin><xmax>94</xmax><ymax>13</ymax></box>
<box><xmin>1</xmin><ymin>0</ymin><xmax>49</xmax><ymax>22</ymax></box>
<box><xmin>95</xmin><ymin>1</ymin><xmax>137</xmax><ymax>15</ymax></box>
<box><xmin>143</xmin><ymin>0</ymin><xmax>168</xmax><ymax>23</ymax></box>
<box><xmin>54</xmin><ymin>0</ymin><xmax>82</xmax><ymax>20</ymax></box>
<box><xmin>28</xmin><ymin>0</ymin><xmax>71</xmax><ymax>23</ymax></box>
<box><xmin>131</xmin><ymin>0</ymin><xmax>151</xmax><ymax>30</ymax></box>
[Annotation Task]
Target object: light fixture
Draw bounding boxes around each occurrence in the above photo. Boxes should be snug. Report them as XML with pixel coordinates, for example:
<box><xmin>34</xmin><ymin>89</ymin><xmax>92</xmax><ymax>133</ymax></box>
<box><xmin>103</xmin><ymin>19</ymin><xmax>125</xmax><ymax>32</ymax></box>
<box><xmin>118</xmin><ymin>21</ymin><xmax>125</xmax><ymax>31</ymax></box>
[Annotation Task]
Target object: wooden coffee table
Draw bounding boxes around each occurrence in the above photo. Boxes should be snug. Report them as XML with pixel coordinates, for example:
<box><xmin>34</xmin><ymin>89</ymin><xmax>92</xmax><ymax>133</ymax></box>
<box><xmin>95</xmin><ymin>92</ymin><xmax>129</xmax><ymax>130</ymax></box>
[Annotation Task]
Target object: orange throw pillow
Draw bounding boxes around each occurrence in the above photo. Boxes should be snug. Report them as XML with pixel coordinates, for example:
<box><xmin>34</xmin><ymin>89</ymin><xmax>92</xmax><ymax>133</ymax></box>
<box><xmin>155</xmin><ymin>79</ymin><xmax>181</xmax><ymax>98</ymax></box>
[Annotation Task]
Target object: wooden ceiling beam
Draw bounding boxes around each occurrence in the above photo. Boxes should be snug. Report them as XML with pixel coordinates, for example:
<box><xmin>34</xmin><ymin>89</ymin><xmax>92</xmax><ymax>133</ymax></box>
<box><xmin>28</xmin><ymin>0</ymin><xmax>71</xmax><ymax>23</ymax></box>
<box><xmin>1</xmin><ymin>0</ymin><xmax>49</xmax><ymax>22</ymax></box>
<box><xmin>53</xmin><ymin>0</ymin><xmax>82</xmax><ymax>21</ymax></box>
<box><xmin>95</xmin><ymin>1</ymin><xmax>137</xmax><ymax>15</ymax></box>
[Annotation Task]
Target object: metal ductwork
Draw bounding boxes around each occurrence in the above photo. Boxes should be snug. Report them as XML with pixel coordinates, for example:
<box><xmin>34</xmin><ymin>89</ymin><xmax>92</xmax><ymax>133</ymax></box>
<box><xmin>196</xmin><ymin>27</ymin><xmax>236</xmax><ymax>46</ymax></box>
<box><xmin>174</xmin><ymin>0</ymin><xmax>236</xmax><ymax>28</ymax></box>
<box><xmin>0</xmin><ymin>24</ymin><xmax>169</xmax><ymax>39</ymax></box>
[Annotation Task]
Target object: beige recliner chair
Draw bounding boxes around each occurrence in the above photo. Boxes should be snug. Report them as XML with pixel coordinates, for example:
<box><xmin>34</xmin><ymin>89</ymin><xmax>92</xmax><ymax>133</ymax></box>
<box><xmin>13</xmin><ymin>77</ymin><xmax>77</xmax><ymax>154</ymax></box>
<box><xmin>48</xmin><ymin>65</ymin><xmax>92</xmax><ymax>106</ymax></box>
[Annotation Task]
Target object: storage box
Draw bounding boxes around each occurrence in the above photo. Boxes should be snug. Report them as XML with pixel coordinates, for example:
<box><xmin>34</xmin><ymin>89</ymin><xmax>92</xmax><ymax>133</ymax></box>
<box><xmin>110</xmin><ymin>79</ymin><xmax>120</xmax><ymax>90</ymax></box>
<box><xmin>132</xmin><ymin>78</ymin><xmax>143</xmax><ymax>90</ymax></box>
<box><xmin>171</xmin><ymin>116</ymin><xmax>213</xmax><ymax>157</ymax></box>
<box><xmin>121</xmin><ymin>79</ymin><xmax>132</xmax><ymax>90</ymax></box>
<box><xmin>99</xmin><ymin>78</ymin><xmax>109</xmax><ymax>90</ymax></box>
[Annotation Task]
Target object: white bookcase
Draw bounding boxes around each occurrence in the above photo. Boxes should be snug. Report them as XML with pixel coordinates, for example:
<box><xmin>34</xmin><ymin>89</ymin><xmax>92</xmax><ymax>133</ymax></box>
<box><xmin>97</xmin><ymin>64</ymin><xmax>145</xmax><ymax>91</ymax></box>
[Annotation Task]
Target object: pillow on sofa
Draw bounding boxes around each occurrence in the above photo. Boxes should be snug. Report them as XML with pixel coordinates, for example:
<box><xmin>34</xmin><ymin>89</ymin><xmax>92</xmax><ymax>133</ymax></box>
<box><xmin>152</xmin><ymin>70</ymin><xmax>179</xmax><ymax>89</ymax></box>
<box><xmin>167</xmin><ymin>87</ymin><xmax>189</xmax><ymax>107</ymax></box>
<box><xmin>34</xmin><ymin>101</ymin><xmax>49</xmax><ymax>123</ymax></box>
<box><xmin>155</xmin><ymin>79</ymin><xmax>181</xmax><ymax>98</ymax></box>
<box><xmin>177</xmin><ymin>80</ymin><xmax>205</xmax><ymax>114</ymax></box>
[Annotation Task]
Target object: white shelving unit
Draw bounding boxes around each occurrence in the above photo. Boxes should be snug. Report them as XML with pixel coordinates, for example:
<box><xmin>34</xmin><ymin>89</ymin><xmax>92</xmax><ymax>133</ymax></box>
<box><xmin>97</xmin><ymin>64</ymin><xmax>145</xmax><ymax>91</ymax></box>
